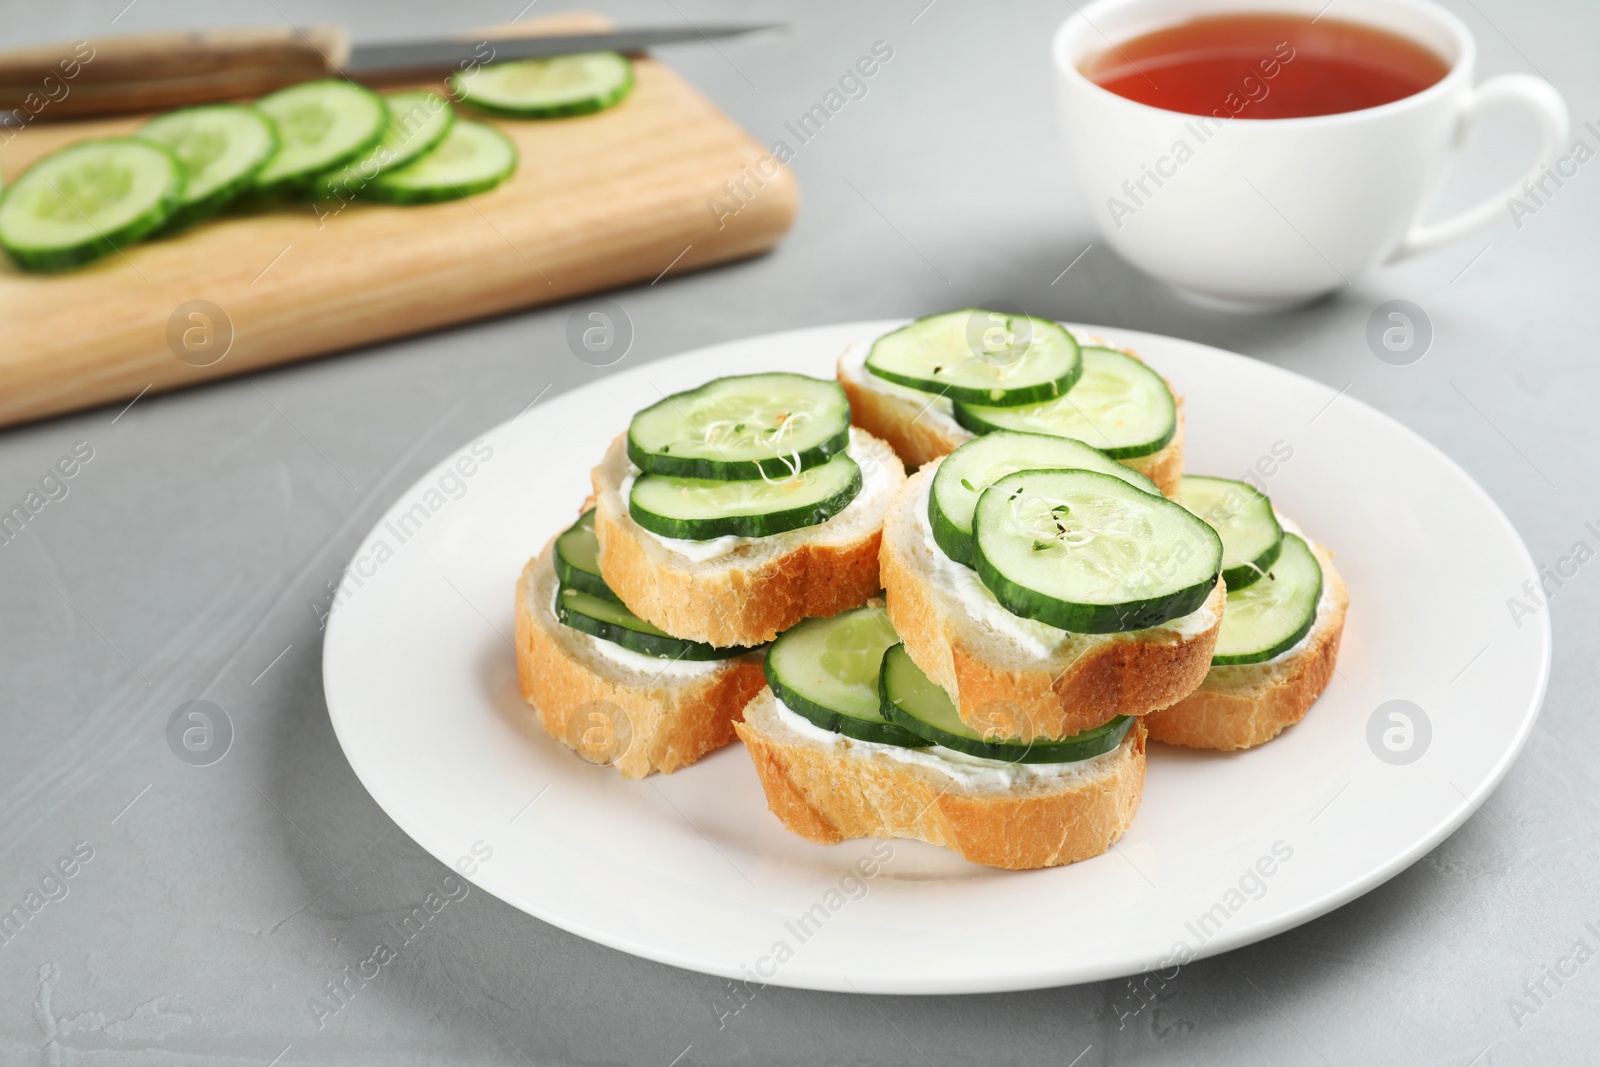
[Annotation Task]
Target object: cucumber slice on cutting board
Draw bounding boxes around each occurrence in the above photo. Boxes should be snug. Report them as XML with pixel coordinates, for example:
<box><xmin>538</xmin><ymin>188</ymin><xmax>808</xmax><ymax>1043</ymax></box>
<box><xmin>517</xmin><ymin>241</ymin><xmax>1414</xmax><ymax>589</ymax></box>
<box><xmin>554</xmin><ymin>509</ymin><xmax>620</xmax><ymax>602</ymax></box>
<box><xmin>253</xmin><ymin>80</ymin><xmax>387</xmax><ymax>192</ymax></box>
<box><xmin>865</xmin><ymin>310</ymin><xmax>1082</xmax><ymax>407</ymax></box>
<box><xmin>1211</xmin><ymin>533</ymin><xmax>1323</xmax><ymax>665</ymax></box>
<box><xmin>451</xmin><ymin>52</ymin><xmax>635</xmax><ymax>119</ymax></box>
<box><xmin>628</xmin><ymin>373</ymin><xmax>851</xmax><ymax>480</ymax></box>
<box><xmin>879</xmin><ymin>644</ymin><xmax>1133</xmax><ymax>761</ymax></box>
<box><xmin>0</xmin><ymin>138</ymin><xmax>182</xmax><ymax>272</ymax></box>
<box><xmin>954</xmin><ymin>347</ymin><xmax>1177</xmax><ymax>458</ymax></box>
<box><xmin>556</xmin><ymin>586</ymin><xmax>750</xmax><ymax>660</ymax></box>
<box><xmin>318</xmin><ymin>90</ymin><xmax>455</xmax><ymax>198</ymax></box>
<box><xmin>765</xmin><ymin>605</ymin><xmax>925</xmax><ymax>747</ymax></box>
<box><xmin>1175</xmin><ymin>475</ymin><xmax>1283</xmax><ymax>590</ymax></box>
<box><xmin>630</xmin><ymin>451</ymin><xmax>862</xmax><ymax>540</ymax></box>
<box><xmin>137</xmin><ymin>104</ymin><xmax>278</xmax><ymax>228</ymax></box>
<box><xmin>973</xmin><ymin>468</ymin><xmax>1221</xmax><ymax>633</ymax></box>
<box><xmin>364</xmin><ymin>120</ymin><xmax>516</xmax><ymax>204</ymax></box>
<box><xmin>929</xmin><ymin>430</ymin><xmax>1161</xmax><ymax>567</ymax></box>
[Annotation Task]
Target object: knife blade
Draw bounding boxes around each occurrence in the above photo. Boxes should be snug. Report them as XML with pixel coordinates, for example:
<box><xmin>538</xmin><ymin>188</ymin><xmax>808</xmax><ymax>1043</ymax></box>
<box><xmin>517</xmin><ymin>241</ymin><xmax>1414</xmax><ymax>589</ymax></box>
<box><xmin>346</xmin><ymin>24</ymin><xmax>786</xmax><ymax>75</ymax></box>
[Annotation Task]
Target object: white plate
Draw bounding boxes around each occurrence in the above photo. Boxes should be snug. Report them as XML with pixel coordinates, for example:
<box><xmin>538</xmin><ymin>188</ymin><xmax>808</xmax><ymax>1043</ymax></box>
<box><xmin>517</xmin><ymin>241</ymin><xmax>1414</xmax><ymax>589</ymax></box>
<box><xmin>323</xmin><ymin>321</ymin><xmax>1550</xmax><ymax>994</ymax></box>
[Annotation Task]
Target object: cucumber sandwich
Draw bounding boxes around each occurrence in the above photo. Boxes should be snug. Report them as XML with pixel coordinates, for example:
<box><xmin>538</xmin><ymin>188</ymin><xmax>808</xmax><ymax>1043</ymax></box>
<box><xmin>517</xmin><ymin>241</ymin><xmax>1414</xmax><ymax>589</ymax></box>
<box><xmin>837</xmin><ymin>311</ymin><xmax>1185</xmax><ymax>495</ymax></box>
<box><xmin>516</xmin><ymin>372</ymin><xmax>906</xmax><ymax>775</ymax></box>
<box><xmin>880</xmin><ymin>432</ymin><xmax>1226</xmax><ymax>740</ymax></box>
<box><xmin>737</xmin><ymin>603</ymin><xmax>1148</xmax><ymax>870</ymax></box>
<box><xmin>590</xmin><ymin>373</ymin><xmax>907</xmax><ymax>648</ymax></box>
<box><xmin>516</xmin><ymin>509</ymin><xmax>766</xmax><ymax>779</ymax></box>
<box><xmin>1144</xmin><ymin>476</ymin><xmax>1348</xmax><ymax>750</ymax></box>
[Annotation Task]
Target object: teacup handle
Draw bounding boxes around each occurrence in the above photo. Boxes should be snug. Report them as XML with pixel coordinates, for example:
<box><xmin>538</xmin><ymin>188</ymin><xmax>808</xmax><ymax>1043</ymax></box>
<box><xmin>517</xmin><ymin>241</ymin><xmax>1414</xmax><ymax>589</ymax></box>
<box><xmin>1387</xmin><ymin>73</ymin><xmax>1569</xmax><ymax>262</ymax></box>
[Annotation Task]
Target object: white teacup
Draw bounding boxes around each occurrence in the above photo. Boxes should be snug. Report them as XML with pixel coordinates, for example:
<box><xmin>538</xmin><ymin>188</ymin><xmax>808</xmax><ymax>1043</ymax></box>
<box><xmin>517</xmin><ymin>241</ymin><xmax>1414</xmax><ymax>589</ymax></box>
<box><xmin>1052</xmin><ymin>0</ymin><xmax>1568</xmax><ymax>309</ymax></box>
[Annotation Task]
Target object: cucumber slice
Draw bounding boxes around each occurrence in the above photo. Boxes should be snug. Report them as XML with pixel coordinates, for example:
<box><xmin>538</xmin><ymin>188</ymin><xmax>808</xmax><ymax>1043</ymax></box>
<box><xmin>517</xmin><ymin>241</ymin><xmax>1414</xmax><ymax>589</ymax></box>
<box><xmin>553</xmin><ymin>509</ymin><xmax>620</xmax><ymax>602</ymax></box>
<box><xmin>556</xmin><ymin>586</ymin><xmax>750</xmax><ymax>660</ymax></box>
<box><xmin>451</xmin><ymin>52</ymin><xmax>634</xmax><ymax>119</ymax></box>
<box><xmin>954</xmin><ymin>347</ymin><xmax>1177</xmax><ymax>459</ymax></box>
<box><xmin>628</xmin><ymin>373</ymin><xmax>851</xmax><ymax>480</ymax></box>
<box><xmin>929</xmin><ymin>430</ymin><xmax>1161</xmax><ymax>567</ymax></box>
<box><xmin>1212</xmin><ymin>533</ymin><xmax>1323</xmax><ymax>665</ymax></box>
<box><xmin>137</xmin><ymin>104</ymin><xmax>278</xmax><ymax>228</ymax></box>
<box><xmin>318</xmin><ymin>91</ymin><xmax>455</xmax><ymax>198</ymax></box>
<box><xmin>765</xmin><ymin>605</ymin><xmax>925</xmax><ymax>747</ymax></box>
<box><xmin>630</xmin><ymin>452</ymin><xmax>862</xmax><ymax>540</ymax></box>
<box><xmin>0</xmin><ymin>138</ymin><xmax>182</xmax><ymax>272</ymax></box>
<box><xmin>1176</xmin><ymin>475</ymin><xmax>1283</xmax><ymax>590</ymax></box>
<box><xmin>364</xmin><ymin>121</ymin><xmax>516</xmax><ymax>204</ymax></box>
<box><xmin>253</xmin><ymin>80</ymin><xmax>387</xmax><ymax>192</ymax></box>
<box><xmin>880</xmin><ymin>645</ymin><xmax>1133</xmax><ymax>761</ymax></box>
<box><xmin>973</xmin><ymin>469</ymin><xmax>1221</xmax><ymax>633</ymax></box>
<box><xmin>865</xmin><ymin>310</ymin><xmax>1082</xmax><ymax>407</ymax></box>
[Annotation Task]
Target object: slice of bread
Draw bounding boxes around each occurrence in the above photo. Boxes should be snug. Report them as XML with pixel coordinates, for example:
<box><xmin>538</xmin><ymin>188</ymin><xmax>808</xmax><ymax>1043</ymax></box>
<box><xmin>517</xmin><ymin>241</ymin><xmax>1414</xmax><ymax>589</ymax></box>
<box><xmin>514</xmin><ymin>541</ymin><xmax>767</xmax><ymax>778</ymax></box>
<box><xmin>592</xmin><ymin>427</ymin><xmax>906</xmax><ymax>648</ymax></box>
<box><xmin>736</xmin><ymin>688</ymin><xmax>1146</xmax><ymax>870</ymax></box>
<box><xmin>837</xmin><ymin>342</ymin><xmax>1186</xmax><ymax>495</ymax></box>
<box><xmin>1143</xmin><ymin>537</ymin><xmax>1348</xmax><ymax>751</ymax></box>
<box><xmin>881</xmin><ymin>461</ymin><xmax>1224</xmax><ymax>739</ymax></box>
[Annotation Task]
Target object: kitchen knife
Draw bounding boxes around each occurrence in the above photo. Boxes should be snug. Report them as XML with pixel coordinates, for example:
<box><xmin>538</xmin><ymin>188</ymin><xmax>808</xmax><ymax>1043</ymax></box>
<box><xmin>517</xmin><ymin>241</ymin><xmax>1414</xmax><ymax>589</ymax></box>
<box><xmin>0</xmin><ymin>22</ymin><xmax>784</xmax><ymax>121</ymax></box>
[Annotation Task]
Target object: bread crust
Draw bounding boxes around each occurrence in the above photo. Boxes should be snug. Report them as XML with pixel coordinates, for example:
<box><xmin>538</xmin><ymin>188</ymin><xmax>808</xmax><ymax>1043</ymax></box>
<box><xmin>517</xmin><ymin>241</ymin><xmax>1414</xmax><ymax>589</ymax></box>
<box><xmin>839</xmin><ymin>364</ymin><xmax>965</xmax><ymax>471</ymax></box>
<box><xmin>515</xmin><ymin>543</ymin><xmax>767</xmax><ymax>778</ymax></box>
<box><xmin>592</xmin><ymin>428</ymin><xmax>905</xmax><ymax>647</ymax></box>
<box><xmin>1144</xmin><ymin>542</ymin><xmax>1349</xmax><ymax>751</ymax></box>
<box><xmin>735</xmin><ymin>688</ymin><xmax>1146</xmax><ymax>869</ymax></box>
<box><xmin>881</xmin><ymin>461</ymin><xmax>1223</xmax><ymax>739</ymax></box>
<box><xmin>837</xmin><ymin>350</ymin><xmax>1186</xmax><ymax>496</ymax></box>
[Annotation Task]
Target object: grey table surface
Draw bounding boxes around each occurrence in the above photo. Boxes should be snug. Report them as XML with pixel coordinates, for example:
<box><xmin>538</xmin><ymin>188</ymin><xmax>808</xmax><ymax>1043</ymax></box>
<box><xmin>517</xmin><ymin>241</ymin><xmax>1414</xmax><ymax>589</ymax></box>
<box><xmin>2</xmin><ymin>0</ymin><xmax>1596</xmax><ymax>1064</ymax></box>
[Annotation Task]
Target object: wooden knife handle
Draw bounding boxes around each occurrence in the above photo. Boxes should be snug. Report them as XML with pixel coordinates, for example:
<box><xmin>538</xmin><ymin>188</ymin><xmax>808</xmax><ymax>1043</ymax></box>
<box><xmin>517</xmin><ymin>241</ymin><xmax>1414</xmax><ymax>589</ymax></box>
<box><xmin>0</xmin><ymin>26</ymin><xmax>350</xmax><ymax>120</ymax></box>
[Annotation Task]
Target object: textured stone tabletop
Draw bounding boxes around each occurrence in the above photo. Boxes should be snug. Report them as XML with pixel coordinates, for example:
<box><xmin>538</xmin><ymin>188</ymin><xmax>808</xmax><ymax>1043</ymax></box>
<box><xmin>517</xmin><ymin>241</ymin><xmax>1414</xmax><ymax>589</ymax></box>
<box><xmin>0</xmin><ymin>0</ymin><xmax>1595</xmax><ymax>1063</ymax></box>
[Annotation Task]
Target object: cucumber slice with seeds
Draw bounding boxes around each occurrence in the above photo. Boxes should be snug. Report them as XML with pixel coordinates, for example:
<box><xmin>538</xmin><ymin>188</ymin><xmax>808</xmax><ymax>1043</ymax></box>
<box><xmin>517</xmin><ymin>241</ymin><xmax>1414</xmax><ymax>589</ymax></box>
<box><xmin>451</xmin><ymin>52</ymin><xmax>634</xmax><ymax>119</ymax></box>
<box><xmin>556</xmin><ymin>586</ymin><xmax>750</xmax><ymax>660</ymax></box>
<box><xmin>254</xmin><ymin>80</ymin><xmax>387</xmax><ymax>192</ymax></box>
<box><xmin>318</xmin><ymin>90</ymin><xmax>455</xmax><ymax>198</ymax></box>
<box><xmin>880</xmin><ymin>644</ymin><xmax>1133</xmax><ymax>761</ymax></box>
<box><xmin>365</xmin><ymin>120</ymin><xmax>516</xmax><ymax>204</ymax></box>
<box><xmin>930</xmin><ymin>430</ymin><xmax>1161</xmax><ymax>567</ymax></box>
<box><xmin>553</xmin><ymin>509</ymin><xmax>619</xmax><ymax>602</ymax></box>
<box><xmin>954</xmin><ymin>347</ymin><xmax>1177</xmax><ymax>458</ymax></box>
<box><xmin>866</xmin><ymin>310</ymin><xmax>1082</xmax><ymax>407</ymax></box>
<box><xmin>973</xmin><ymin>468</ymin><xmax>1221</xmax><ymax>633</ymax></box>
<box><xmin>628</xmin><ymin>373</ymin><xmax>851</xmax><ymax>480</ymax></box>
<box><xmin>1212</xmin><ymin>533</ymin><xmax>1322</xmax><ymax>665</ymax></box>
<box><xmin>765</xmin><ymin>605</ymin><xmax>924</xmax><ymax>747</ymax></box>
<box><xmin>0</xmin><ymin>138</ymin><xmax>182</xmax><ymax>272</ymax></box>
<box><xmin>630</xmin><ymin>451</ymin><xmax>862</xmax><ymax>540</ymax></box>
<box><xmin>1176</xmin><ymin>475</ymin><xmax>1282</xmax><ymax>590</ymax></box>
<box><xmin>137</xmin><ymin>104</ymin><xmax>278</xmax><ymax>228</ymax></box>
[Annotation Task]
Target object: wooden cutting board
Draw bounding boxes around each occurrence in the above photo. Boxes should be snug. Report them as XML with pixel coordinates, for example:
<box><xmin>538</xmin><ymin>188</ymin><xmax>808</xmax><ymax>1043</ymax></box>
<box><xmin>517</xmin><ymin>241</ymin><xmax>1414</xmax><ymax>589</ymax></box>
<box><xmin>0</xmin><ymin>13</ymin><xmax>797</xmax><ymax>429</ymax></box>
